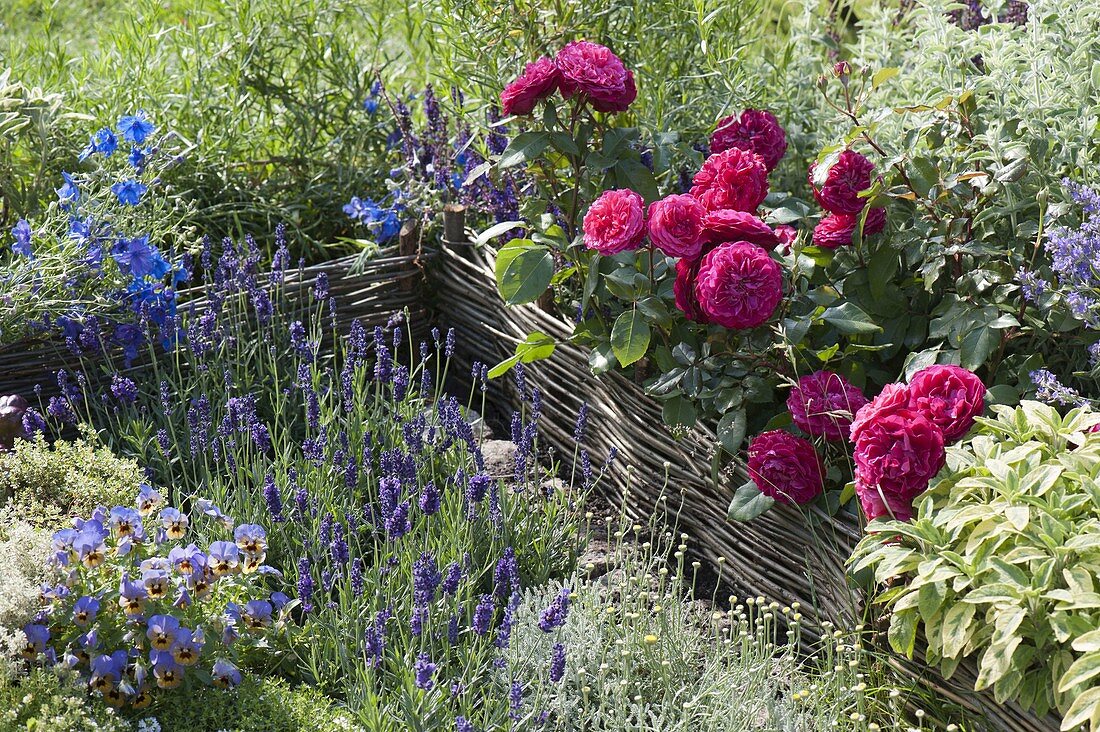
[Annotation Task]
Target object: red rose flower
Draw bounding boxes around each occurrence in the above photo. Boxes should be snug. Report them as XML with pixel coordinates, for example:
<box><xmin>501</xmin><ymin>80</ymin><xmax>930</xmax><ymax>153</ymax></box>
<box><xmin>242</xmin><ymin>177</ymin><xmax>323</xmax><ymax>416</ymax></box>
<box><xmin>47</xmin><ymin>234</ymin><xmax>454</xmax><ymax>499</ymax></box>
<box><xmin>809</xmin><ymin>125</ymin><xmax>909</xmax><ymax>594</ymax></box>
<box><xmin>907</xmin><ymin>365</ymin><xmax>986</xmax><ymax>442</ymax></box>
<box><xmin>811</xmin><ymin>207</ymin><xmax>886</xmax><ymax>249</ymax></box>
<box><xmin>690</xmin><ymin>148</ymin><xmax>769</xmax><ymax>213</ymax></box>
<box><xmin>853</xmin><ymin>407</ymin><xmax>945</xmax><ymax>521</ymax></box>
<box><xmin>809</xmin><ymin>149</ymin><xmax>874</xmax><ymax>214</ymax></box>
<box><xmin>647</xmin><ymin>194</ymin><xmax>705</xmax><ymax>259</ymax></box>
<box><xmin>555</xmin><ymin>41</ymin><xmax>636</xmax><ymax>114</ymax></box>
<box><xmin>747</xmin><ymin>430</ymin><xmax>824</xmax><ymax>504</ymax></box>
<box><xmin>500</xmin><ymin>57</ymin><xmax>561</xmax><ymax>116</ymax></box>
<box><xmin>582</xmin><ymin>189</ymin><xmax>646</xmax><ymax>255</ymax></box>
<box><xmin>774</xmin><ymin>225</ymin><xmax>797</xmax><ymax>253</ymax></box>
<box><xmin>701</xmin><ymin>210</ymin><xmax>779</xmax><ymax>248</ymax></box>
<box><xmin>850</xmin><ymin>383</ymin><xmax>911</xmax><ymax>444</ymax></box>
<box><xmin>710</xmin><ymin>109</ymin><xmax>788</xmax><ymax>172</ymax></box>
<box><xmin>694</xmin><ymin>242</ymin><xmax>782</xmax><ymax>329</ymax></box>
<box><xmin>787</xmin><ymin>370</ymin><xmax>869</xmax><ymax>442</ymax></box>
<box><xmin>673</xmin><ymin>257</ymin><xmax>708</xmax><ymax>323</ymax></box>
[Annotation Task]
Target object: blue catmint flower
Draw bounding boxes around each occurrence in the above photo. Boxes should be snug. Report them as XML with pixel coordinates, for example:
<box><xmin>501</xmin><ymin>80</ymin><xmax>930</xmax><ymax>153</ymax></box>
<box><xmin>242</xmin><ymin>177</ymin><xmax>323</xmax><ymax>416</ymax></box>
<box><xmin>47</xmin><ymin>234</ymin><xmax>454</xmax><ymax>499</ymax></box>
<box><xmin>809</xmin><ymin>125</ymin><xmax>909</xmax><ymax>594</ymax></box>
<box><xmin>1031</xmin><ymin>368</ymin><xmax>1088</xmax><ymax>407</ymax></box>
<box><xmin>118</xmin><ymin>111</ymin><xmax>156</xmax><ymax>144</ymax></box>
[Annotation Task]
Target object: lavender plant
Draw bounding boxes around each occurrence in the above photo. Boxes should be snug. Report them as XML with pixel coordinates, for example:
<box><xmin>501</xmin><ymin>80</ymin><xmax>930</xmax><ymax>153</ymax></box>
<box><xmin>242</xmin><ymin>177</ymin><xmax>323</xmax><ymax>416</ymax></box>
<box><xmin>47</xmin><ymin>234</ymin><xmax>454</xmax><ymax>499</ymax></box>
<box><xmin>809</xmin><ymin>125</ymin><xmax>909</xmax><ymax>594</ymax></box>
<box><xmin>27</xmin><ymin>226</ymin><xmax>601</xmax><ymax>727</ymax></box>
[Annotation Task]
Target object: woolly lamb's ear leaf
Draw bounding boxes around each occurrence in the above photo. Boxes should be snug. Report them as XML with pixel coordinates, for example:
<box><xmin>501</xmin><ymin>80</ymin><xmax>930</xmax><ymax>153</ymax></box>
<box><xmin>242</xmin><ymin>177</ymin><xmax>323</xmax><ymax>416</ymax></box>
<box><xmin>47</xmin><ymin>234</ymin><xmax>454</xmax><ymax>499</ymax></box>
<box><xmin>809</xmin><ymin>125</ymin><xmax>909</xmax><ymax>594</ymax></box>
<box><xmin>726</xmin><ymin>481</ymin><xmax>773</xmax><ymax>522</ymax></box>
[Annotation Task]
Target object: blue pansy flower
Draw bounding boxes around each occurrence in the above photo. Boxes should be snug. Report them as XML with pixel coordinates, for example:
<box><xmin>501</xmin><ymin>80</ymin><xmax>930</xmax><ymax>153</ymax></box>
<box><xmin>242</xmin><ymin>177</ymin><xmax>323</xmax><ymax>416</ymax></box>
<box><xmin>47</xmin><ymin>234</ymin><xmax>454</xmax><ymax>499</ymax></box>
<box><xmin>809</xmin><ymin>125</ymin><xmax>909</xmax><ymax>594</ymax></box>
<box><xmin>56</xmin><ymin>172</ymin><xmax>80</xmax><ymax>204</ymax></box>
<box><xmin>12</xmin><ymin>219</ymin><xmax>32</xmax><ymax>257</ymax></box>
<box><xmin>111</xmin><ymin>179</ymin><xmax>148</xmax><ymax>206</ymax></box>
<box><xmin>117</xmin><ymin>111</ymin><xmax>155</xmax><ymax>144</ymax></box>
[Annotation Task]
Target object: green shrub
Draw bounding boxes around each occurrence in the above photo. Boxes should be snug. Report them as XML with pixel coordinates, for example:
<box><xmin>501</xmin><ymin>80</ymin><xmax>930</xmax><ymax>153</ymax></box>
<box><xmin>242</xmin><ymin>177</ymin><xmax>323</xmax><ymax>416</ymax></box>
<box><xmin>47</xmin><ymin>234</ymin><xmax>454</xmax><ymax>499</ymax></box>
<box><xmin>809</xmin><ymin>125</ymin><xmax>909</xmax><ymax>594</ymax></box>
<box><xmin>851</xmin><ymin>401</ymin><xmax>1100</xmax><ymax>728</ymax></box>
<box><xmin>143</xmin><ymin>675</ymin><xmax>364</xmax><ymax>732</ymax></box>
<box><xmin>0</xmin><ymin>667</ymin><xmax>128</xmax><ymax>732</ymax></box>
<box><xmin>0</xmin><ymin>427</ymin><xmax>144</xmax><ymax>530</ymax></box>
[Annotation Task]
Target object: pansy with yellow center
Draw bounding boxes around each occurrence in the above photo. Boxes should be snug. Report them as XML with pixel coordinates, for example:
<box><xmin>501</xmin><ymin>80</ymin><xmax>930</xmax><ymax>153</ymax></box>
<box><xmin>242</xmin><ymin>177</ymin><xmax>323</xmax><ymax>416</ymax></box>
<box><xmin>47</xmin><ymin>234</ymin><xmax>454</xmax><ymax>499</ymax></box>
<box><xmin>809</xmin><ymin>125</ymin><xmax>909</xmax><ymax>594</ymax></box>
<box><xmin>208</xmin><ymin>540</ymin><xmax>240</xmax><ymax>577</ymax></box>
<box><xmin>160</xmin><ymin>507</ymin><xmax>189</xmax><ymax>540</ymax></box>
<box><xmin>146</xmin><ymin>614</ymin><xmax>180</xmax><ymax>651</ymax></box>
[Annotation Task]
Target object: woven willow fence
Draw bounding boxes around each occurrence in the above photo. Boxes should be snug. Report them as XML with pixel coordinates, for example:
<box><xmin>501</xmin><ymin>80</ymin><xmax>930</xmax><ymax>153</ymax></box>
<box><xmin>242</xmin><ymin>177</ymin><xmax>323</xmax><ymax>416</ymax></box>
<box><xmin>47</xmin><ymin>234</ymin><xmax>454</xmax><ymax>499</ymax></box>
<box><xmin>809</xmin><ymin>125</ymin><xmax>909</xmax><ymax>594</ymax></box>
<box><xmin>0</xmin><ymin>240</ymin><xmax>432</xmax><ymax>399</ymax></box>
<box><xmin>428</xmin><ymin>207</ymin><xmax>1059</xmax><ymax>732</ymax></box>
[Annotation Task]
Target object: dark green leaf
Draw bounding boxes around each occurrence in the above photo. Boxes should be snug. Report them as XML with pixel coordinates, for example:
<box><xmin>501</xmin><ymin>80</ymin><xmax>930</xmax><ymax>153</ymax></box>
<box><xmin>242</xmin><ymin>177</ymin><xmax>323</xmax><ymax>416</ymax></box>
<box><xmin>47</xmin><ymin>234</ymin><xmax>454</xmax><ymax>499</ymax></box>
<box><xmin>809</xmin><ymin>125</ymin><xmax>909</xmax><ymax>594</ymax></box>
<box><xmin>610</xmin><ymin>310</ymin><xmax>650</xmax><ymax>367</ymax></box>
<box><xmin>495</xmin><ymin>239</ymin><xmax>553</xmax><ymax>305</ymax></box>
<box><xmin>727</xmin><ymin>481</ymin><xmax>775</xmax><ymax>522</ymax></box>
<box><xmin>717</xmin><ymin>409</ymin><xmax>748</xmax><ymax>453</ymax></box>
<box><xmin>662</xmin><ymin>396</ymin><xmax>697</xmax><ymax>429</ymax></box>
<box><xmin>821</xmin><ymin>302</ymin><xmax>882</xmax><ymax>335</ymax></box>
<box><xmin>499</xmin><ymin>131</ymin><xmax>550</xmax><ymax>168</ymax></box>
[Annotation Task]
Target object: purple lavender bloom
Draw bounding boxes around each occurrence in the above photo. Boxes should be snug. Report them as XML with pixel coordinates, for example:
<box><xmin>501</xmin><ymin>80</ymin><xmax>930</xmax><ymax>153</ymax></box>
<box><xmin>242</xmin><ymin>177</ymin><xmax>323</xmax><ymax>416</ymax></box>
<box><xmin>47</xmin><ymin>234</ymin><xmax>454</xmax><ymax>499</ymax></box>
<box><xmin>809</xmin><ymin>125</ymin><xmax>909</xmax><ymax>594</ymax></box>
<box><xmin>330</xmin><ymin>522</ymin><xmax>349</xmax><ymax>566</ymax></box>
<box><xmin>1031</xmin><ymin>368</ymin><xmax>1088</xmax><ymax>407</ymax></box>
<box><xmin>538</xmin><ymin>587</ymin><xmax>571</xmax><ymax>633</ymax></box>
<box><xmin>297</xmin><ymin>558</ymin><xmax>315</xmax><ymax>613</ymax></box>
<box><xmin>263</xmin><ymin>474</ymin><xmax>285</xmax><ymax>522</ymax></box>
<box><xmin>386</xmin><ymin>500</ymin><xmax>411</xmax><ymax>540</ymax></box>
<box><xmin>110</xmin><ymin>373</ymin><xmax>139</xmax><ymax>404</ymax></box>
<box><xmin>22</xmin><ymin>408</ymin><xmax>46</xmax><ymax>437</ymax></box>
<box><xmin>364</xmin><ymin>608</ymin><xmax>390</xmax><ymax>668</ymax></box>
<box><xmin>549</xmin><ymin>642</ymin><xmax>566</xmax><ymax>682</ymax></box>
<box><xmin>493</xmin><ymin>547</ymin><xmax>519</xmax><ymax>599</ymax></box>
<box><xmin>46</xmin><ymin>396</ymin><xmax>77</xmax><ymax>423</ymax></box>
<box><xmin>573</xmin><ymin>402</ymin><xmax>590</xmax><ymax>443</ymax></box>
<box><xmin>413</xmin><ymin>553</ymin><xmax>442</xmax><ymax>605</ymax></box>
<box><xmin>455</xmin><ymin>717</ymin><xmax>475</xmax><ymax>732</ymax></box>
<box><xmin>466</xmin><ymin>472</ymin><xmax>492</xmax><ymax>504</ymax></box>
<box><xmin>350</xmin><ymin>558</ymin><xmax>365</xmax><ymax>597</ymax></box>
<box><xmin>472</xmin><ymin>594</ymin><xmax>495</xmax><ymax>636</ymax></box>
<box><xmin>418</xmin><ymin>481</ymin><xmax>441</xmax><ymax>515</ymax></box>
<box><xmin>414</xmin><ymin>652</ymin><xmax>437</xmax><ymax>690</ymax></box>
<box><xmin>313</xmin><ymin>272</ymin><xmax>329</xmax><ymax>301</ymax></box>
<box><xmin>509</xmin><ymin>680</ymin><xmax>524</xmax><ymax>717</ymax></box>
<box><xmin>442</xmin><ymin>561</ymin><xmax>464</xmax><ymax>595</ymax></box>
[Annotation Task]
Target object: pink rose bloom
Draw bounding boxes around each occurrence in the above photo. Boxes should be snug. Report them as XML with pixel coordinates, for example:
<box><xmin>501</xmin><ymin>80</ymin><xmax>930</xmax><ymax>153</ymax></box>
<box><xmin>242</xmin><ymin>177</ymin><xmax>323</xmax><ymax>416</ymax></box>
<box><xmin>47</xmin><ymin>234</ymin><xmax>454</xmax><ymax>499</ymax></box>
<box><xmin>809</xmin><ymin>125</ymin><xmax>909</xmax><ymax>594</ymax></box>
<box><xmin>811</xmin><ymin>207</ymin><xmax>886</xmax><ymax>249</ymax></box>
<box><xmin>694</xmin><ymin>242</ymin><xmax>782</xmax><ymax>329</ymax></box>
<box><xmin>673</xmin><ymin>257</ymin><xmax>708</xmax><ymax>323</ymax></box>
<box><xmin>555</xmin><ymin>41</ymin><xmax>636</xmax><ymax>114</ymax></box>
<box><xmin>647</xmin><ymin>195</ymin><xmax>705</xmax><ymax>259</ymax></box>
<box><xmin>775</xmin><ymin>225</ymin><xmax>797</xmax><ymax>253</ymax></box>
<box><xmin>702</xmin><ymin>210</ymin><xmax>778</xmax><ymax>248</ymax></box>
<box><xmin>747</xmin><ymin>430</ymin><xmax>824</xmax><ymax>504</ymax></box>
<box><xmin>853</xmin><ymin>408</ymin><xmax>945</xmax><ymax>521</ymax></box>
<box><xmin>849</xmin><ymin>383</ymin><xmax>911</xmax><ymax>444</ymax></box>
<box><xmin>809</xmin><ymin>149</ymin><xmax>875</xmax><ymax>215</ymax></box>
<box><xmin>500</xmin><ymin>58</ymin><xmax>561</xmax><ymax>116</ymax></box>
<box><xmin>582</xmin><ymin>189</ymin><xmax>646</xmax><ymax>255</ymax></box>
<box><xmin>787</xmin><ymin>370</ymin><xmax>869</xmax><ymax>442</ymax></box>
<box><xmin>690</xmin><ymin>148</ymin><xmax>769</xmax><ymax>213</ymax></box>
<box><xmin>907</xmin><ymin>365</ymin><xmax>986</xmax><ymax>442</ymax></box>
<box><xmin>710</xmin><ymin>109</ymin><xmax>788</xmax><ymax>172</ymax></box>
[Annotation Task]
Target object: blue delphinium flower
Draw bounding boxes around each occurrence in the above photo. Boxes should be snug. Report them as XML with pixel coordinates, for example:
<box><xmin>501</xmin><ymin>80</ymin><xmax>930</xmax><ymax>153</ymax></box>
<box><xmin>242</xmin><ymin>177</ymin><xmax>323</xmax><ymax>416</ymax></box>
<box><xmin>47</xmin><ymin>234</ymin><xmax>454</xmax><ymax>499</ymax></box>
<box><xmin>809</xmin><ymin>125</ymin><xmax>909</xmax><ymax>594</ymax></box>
<box><xmin>12</xmin><ymin>219</ymin><xmax>32</xmax><ymax>257</ymax></box>
<box><xmin>79</xmin><ymin>127</ymin><xmax>119</xmax><ymax>161</ymax></box>
<box><xmin>56</xmin><ymin>172</ymin><xmax>80</xmax><ymax>204</ymax></box>
<box><xmin>128</xmin><ymin>146</ymin><xmax>150</xmax><ymax>172</ymax></box>
<box><xmin>364</xmin><ymin>98</ymin><xmax>379</xmax><ymax>115</ymax></box>
<box><xmin>111</xmin><ymin>179</ymin><xmax>148</xmax><ymax>206</ymax></box>
<box><xmin>118</xmin><ymin>111</ymin><xmax>156</xmax><ymax>144</ymax></box>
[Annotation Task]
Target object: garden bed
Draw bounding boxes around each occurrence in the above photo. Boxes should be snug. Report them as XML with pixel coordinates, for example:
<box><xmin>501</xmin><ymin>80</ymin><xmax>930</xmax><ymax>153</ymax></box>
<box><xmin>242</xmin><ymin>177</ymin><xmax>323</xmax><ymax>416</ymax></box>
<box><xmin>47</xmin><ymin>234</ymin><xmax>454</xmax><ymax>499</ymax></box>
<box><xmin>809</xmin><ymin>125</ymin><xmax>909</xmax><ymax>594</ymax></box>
<box><xmin>428</xmin><ymin>212</ymin><xmax>1061</xmax><ymax>732</ymax></box>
